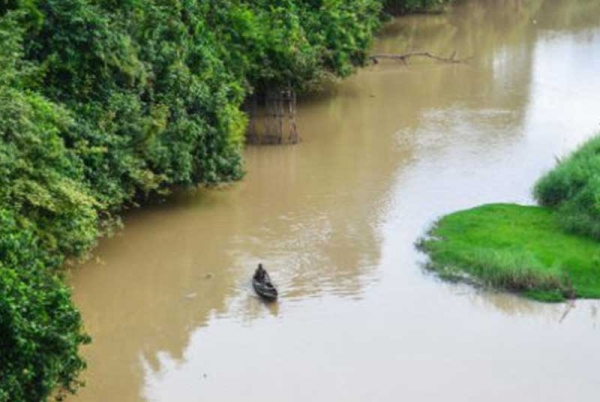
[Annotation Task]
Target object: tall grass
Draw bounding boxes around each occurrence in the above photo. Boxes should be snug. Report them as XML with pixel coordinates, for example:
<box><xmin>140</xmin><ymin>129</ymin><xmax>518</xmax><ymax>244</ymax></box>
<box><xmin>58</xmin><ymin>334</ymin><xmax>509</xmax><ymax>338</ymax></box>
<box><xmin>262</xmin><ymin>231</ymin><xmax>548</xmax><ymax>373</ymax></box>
<box><xmin>433</xmin><ymin>248</ymin><xmax>570</xmax><ymax>296</ymax></box>
<box><xmin>535</xmin><ymin>135</ymin><xmax>600</xmax><ymax>239</ymax></box>
<box><xmin>462</xmin><ymin>249</ymin><xmax>568</xmax><ymax>295</ymax></box>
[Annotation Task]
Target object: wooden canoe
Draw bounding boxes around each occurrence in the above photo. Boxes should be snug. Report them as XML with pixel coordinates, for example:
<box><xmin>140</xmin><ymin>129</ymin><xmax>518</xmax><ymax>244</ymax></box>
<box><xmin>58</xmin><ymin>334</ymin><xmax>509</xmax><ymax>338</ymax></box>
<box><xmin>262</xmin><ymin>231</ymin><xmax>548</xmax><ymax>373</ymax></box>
<box><xmin>253</xmin><ymin>277</ymin><xmax>278</xmax><ymax>301</ymax></box>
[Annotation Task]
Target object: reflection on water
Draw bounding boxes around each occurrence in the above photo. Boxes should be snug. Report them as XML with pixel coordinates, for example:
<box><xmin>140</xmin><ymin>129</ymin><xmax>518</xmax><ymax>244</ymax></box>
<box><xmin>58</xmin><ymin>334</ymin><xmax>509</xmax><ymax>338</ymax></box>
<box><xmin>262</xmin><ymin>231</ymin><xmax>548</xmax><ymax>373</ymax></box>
<box><xmin>70</xmin><ymin>1</ymin><xmax>600</xmax><ymax>401</ymax></box>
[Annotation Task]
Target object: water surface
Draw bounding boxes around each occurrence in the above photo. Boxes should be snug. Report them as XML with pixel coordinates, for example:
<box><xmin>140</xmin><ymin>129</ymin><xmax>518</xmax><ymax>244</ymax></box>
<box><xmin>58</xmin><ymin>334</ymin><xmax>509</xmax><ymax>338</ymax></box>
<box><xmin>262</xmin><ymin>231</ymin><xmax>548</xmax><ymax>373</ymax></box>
<box><xmin>71</xmin><ymin>1</ymin><xmax>600</xmax><ymax>401</ymax></box>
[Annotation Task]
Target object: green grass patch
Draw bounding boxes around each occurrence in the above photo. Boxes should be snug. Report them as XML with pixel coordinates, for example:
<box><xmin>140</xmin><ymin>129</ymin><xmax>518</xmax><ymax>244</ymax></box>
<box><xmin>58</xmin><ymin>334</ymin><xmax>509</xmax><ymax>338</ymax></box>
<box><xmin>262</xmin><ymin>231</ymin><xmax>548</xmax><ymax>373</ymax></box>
<box><xmin>419</xmin><ymin>204</ymin><xmax>600</xmax><ymax>301</ymax></box>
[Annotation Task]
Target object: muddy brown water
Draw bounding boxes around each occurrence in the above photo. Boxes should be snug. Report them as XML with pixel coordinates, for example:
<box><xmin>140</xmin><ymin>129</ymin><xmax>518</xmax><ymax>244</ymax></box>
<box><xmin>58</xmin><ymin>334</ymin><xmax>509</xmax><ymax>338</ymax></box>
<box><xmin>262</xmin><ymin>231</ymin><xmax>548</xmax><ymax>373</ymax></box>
<box><xmin>70</xmin><ymin>1</ymin><xmax>600</xmax><ymax>401</ymax></box>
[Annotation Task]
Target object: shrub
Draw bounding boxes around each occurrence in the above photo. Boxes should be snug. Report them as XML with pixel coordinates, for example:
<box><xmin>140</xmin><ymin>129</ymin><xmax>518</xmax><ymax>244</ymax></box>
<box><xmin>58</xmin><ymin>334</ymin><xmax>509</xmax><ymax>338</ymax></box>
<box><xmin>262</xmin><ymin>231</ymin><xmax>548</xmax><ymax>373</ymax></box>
<box><xmin>0</xmin><ymin>209</ymin><xmax>89</xmax><ymax>402</ymax></box>
<box><xmin>535</xmin><ymin>135</ymin><xmax>600</xmax><ymax>239</ymax></box>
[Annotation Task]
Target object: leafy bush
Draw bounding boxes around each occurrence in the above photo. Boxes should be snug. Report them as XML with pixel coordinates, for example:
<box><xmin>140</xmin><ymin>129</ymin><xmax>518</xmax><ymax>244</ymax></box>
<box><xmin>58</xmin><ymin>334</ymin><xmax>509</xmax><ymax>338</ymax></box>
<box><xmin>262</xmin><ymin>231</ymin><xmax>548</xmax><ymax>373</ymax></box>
<box><xmin>0</xmin><ymin>209</ymin><xmax>89</xmax><ymax>402</ymax></box>
<box><xmin>0</xmin><ymin>21</ymin><xmax>91</xmax><ymax>400</ymax></box>
<box><xmin>535</xmin><ymin>135</ymin><xmax>600</xmax><ymax>239</ymax></box>
<box><xmin>203</xmin><ymin>0</ymin><xmax>382</xmax><ymax>92</ymax></box>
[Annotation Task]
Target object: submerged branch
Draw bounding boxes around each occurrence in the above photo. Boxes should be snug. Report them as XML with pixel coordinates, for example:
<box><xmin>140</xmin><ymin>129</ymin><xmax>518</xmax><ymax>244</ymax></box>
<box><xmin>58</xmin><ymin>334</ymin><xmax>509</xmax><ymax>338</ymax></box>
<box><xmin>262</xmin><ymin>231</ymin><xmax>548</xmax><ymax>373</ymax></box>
<box><xmin>369</xmin><ymin>51</ymin><xmax>472</xmax><ymax>65</ymax></box>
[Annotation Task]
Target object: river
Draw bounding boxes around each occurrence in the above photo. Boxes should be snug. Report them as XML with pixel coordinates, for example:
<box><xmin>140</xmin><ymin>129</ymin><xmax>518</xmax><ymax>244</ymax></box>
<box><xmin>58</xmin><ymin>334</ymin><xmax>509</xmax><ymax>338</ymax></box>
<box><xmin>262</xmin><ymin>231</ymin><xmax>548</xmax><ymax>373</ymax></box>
<box><xmin>70</xmin><ymin>1</ymin><xmax>600</xmax><ymax>401</ymax></box>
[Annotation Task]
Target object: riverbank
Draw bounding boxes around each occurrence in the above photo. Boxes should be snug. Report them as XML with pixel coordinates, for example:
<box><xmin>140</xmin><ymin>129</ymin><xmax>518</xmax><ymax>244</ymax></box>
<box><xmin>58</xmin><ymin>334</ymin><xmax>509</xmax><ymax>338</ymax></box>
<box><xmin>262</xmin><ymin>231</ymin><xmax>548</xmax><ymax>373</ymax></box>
<box><xmin>419</xmin><ymin>204</ymin><xmax>600</xmax><ymax>301</ymax></box>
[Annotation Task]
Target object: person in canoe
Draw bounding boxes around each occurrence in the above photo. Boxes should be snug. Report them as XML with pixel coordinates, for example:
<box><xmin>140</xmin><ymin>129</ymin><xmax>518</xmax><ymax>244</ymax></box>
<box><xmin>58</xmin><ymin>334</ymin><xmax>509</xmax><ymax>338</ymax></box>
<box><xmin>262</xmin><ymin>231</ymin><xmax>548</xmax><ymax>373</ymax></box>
<box><xmin>253</xmin><ymin>263</ymin><xmax>278</xmax><ymax>300</ymax></box>
<box><xmin>254</xmin><ymin>263</ymin><xmax>267</xmax><ymax>283</ymax></box>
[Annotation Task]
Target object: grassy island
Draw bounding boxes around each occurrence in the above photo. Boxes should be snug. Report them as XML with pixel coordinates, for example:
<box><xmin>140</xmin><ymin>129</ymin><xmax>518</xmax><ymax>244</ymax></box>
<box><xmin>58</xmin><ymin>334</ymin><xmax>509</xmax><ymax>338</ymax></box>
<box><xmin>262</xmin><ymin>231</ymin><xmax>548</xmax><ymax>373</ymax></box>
<box><xmin>420</xmin><ymin>204</ymin><xmax>600</xmax><ymax>302</ymax></box>
<box><xmin>421</xmin><ymin>135</ymin><xmax>600</xmax><ymax>302</ymax></box>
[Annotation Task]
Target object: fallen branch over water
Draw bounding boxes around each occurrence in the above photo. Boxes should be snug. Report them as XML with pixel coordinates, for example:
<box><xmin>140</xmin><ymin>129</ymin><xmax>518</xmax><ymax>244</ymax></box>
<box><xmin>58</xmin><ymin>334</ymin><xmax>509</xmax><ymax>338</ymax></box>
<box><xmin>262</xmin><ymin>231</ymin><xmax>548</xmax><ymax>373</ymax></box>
<box><xmin>369</xmin><ymin>51</ymin><xmax>471</xmax><ymax>65</ymax></box>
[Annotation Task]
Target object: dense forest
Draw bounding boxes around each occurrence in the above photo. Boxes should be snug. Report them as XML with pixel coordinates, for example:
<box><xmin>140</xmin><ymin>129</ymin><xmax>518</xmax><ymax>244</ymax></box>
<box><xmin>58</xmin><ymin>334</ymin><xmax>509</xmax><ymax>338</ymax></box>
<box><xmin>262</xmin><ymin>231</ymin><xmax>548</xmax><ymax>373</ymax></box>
<box><xmin>0</xmin><ymin>0</ymin><xmax>450</xmax><ymax>401</ymax></box>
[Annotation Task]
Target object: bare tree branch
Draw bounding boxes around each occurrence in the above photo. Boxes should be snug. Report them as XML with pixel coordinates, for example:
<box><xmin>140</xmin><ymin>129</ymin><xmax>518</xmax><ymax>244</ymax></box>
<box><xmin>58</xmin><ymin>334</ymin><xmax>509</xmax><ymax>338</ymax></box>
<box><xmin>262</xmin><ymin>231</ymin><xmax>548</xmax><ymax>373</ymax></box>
<box><xmin>369</xmin><ymin>51</ymin><xmax>472</xmax><ymax>65</ymax></box>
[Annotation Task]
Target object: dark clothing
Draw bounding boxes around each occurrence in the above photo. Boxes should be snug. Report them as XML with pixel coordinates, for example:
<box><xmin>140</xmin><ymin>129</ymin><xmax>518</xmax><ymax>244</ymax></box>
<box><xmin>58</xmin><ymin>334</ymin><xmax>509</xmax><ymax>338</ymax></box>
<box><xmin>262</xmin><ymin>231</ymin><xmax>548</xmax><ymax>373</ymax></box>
<box><xmin>254</xmin><ymin>266</ymin><xmax>266</xmax><ymax>282</ymax></box>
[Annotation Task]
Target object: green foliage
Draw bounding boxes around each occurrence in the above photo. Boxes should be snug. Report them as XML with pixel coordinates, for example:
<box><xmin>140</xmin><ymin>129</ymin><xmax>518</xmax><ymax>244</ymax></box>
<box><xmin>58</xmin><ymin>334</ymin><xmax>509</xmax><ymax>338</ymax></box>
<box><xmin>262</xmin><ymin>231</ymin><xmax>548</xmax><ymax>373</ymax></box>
<box><xmin>420</xmin><ymin>204</ymin><xmax>600</xmax><ymax>301</ymax></box>
<box><xmin>301</xmin><ymin>0</ymin><xmax>382</xmax><ymax>80</ymax></box>
<box><xmin>535</xmin><ymin>134</ymin><xmax>600</xmax><ymax>239</ymax></box>
<box><xmin>0</xmin><ymin>18</ymin><xmax>92</xmax><ymax>400</ymax></box>
<box><xmin>0</xmin><ymin>86</ymin><xmax>99</xmax><ymax>256</ymax></box>
<box><xmin>204</xmin><ymin>0</ymin><xmax>382</xmax><ymax>92</ymax></box>
<box><xmin>0</xmin><ymin>209</ymin><xmax>89</xmax><ymax>402</ymax></box>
